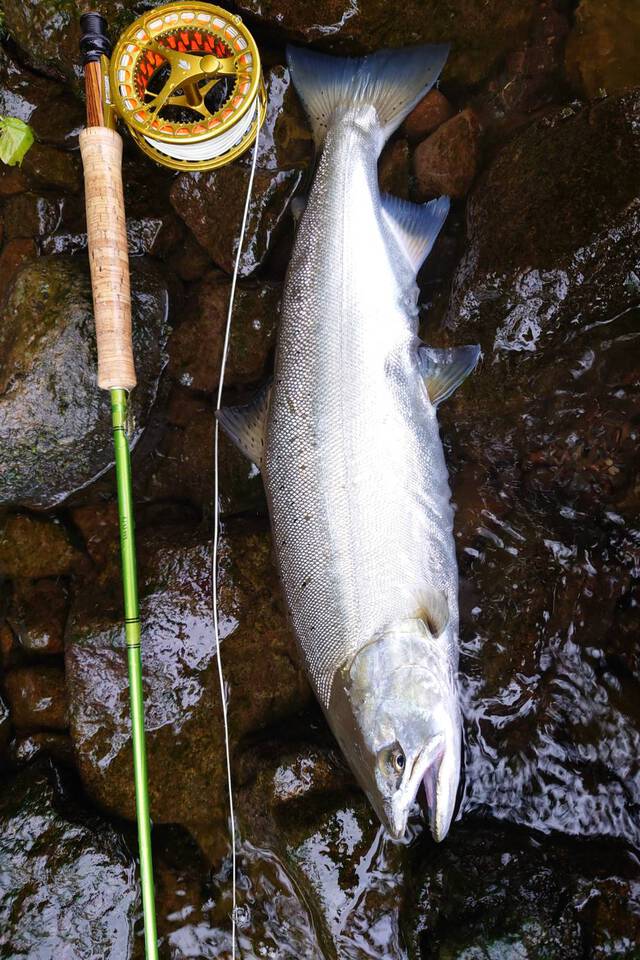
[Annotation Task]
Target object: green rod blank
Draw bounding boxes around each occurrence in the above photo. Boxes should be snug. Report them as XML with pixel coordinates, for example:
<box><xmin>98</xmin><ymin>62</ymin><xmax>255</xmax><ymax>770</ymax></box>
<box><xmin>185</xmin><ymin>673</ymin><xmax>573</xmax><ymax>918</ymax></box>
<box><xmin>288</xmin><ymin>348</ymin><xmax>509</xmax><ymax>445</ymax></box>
<box><xmin>111</xmin><ymin>387</ymin><xmax>159</xmax><ymax>960</ymax></box>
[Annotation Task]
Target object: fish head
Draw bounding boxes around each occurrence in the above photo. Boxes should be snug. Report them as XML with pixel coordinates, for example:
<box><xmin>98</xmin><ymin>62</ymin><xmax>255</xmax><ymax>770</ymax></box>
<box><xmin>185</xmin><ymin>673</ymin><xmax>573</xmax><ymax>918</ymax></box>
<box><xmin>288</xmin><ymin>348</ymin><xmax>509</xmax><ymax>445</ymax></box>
<box><xmin>329</xmin><ymin>617</ymin><xmax>461</xmax><ymax>842</ymax></box>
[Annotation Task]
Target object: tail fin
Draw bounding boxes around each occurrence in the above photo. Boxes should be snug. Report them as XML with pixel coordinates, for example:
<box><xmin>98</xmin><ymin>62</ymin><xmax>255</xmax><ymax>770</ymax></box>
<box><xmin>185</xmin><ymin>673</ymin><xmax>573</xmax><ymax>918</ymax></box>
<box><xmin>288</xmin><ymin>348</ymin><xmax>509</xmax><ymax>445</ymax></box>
<box><xmin>286</xmin><ymin>44</ymin><xmax>449</xmax><ymax>150</ymax></box>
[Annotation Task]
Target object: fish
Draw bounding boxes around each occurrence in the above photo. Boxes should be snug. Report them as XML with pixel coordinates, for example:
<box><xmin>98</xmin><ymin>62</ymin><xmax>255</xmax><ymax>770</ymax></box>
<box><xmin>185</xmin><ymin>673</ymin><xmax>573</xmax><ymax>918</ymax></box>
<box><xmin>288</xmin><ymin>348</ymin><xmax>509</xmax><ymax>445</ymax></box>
<box><xmin>218</xmin><ymin>44</ymin><xmax>479</xmax><ymax>842</ymax></box>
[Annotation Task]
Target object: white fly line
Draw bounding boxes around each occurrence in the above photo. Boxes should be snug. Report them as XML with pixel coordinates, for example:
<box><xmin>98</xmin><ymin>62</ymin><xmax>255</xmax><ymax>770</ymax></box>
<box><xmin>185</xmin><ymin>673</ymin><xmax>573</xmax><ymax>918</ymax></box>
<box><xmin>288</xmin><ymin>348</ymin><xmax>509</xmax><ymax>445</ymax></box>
<box><xmin>211</xmin><ymin>124</ymin><xmax>261</xmax><ymax>959</ymax></box>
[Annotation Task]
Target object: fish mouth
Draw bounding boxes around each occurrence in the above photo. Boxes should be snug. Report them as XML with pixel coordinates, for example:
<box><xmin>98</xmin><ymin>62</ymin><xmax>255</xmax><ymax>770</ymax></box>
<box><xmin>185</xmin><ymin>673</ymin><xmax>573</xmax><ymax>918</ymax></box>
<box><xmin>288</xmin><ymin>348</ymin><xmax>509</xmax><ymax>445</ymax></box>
<box><xmin>387</xmin><ymin>736</ymin><xmax>445</xmax><ymax>841</ymax></box>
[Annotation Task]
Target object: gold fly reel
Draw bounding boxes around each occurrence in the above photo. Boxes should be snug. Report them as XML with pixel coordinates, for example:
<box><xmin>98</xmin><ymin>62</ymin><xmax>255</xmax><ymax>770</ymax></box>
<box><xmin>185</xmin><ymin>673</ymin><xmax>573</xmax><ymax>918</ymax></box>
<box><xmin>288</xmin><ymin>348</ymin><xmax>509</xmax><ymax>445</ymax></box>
<box><xmin>109</xmin><ymin>1</ymin><xmax>265</xmax><ymax>171</ymax></box>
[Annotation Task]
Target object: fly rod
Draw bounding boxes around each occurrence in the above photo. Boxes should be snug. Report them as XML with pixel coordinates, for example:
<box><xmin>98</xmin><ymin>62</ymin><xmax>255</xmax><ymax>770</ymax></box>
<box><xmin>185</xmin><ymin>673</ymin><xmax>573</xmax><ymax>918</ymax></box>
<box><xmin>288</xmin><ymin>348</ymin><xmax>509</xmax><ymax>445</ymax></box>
<box><xmin>79</xmin><ymin>5</ymin><xmax>265</xmax><ymax>954</ymax></box>
<box><xmin>79</xmin><ymin>13</ymin><xmax>159</xmax><ymax>959</ymax></box>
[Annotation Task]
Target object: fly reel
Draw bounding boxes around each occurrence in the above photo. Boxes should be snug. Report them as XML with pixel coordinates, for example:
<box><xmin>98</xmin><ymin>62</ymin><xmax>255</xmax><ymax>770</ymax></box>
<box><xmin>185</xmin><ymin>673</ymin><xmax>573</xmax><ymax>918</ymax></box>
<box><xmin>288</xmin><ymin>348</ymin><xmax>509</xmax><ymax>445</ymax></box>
<box><xmin>109</xmin><ymin>1</ymin><xmax>265</xmax><ymax>171</ymax></box>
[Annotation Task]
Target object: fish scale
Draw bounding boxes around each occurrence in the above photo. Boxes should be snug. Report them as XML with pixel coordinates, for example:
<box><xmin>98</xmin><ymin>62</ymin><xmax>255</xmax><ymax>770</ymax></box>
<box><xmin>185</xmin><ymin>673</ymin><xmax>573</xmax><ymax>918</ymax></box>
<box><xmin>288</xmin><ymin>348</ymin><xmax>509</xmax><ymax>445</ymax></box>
<box><xmin>265</xmin><ymin>104</ymin><xmax>459</xmax><ymax>708</ymax></box>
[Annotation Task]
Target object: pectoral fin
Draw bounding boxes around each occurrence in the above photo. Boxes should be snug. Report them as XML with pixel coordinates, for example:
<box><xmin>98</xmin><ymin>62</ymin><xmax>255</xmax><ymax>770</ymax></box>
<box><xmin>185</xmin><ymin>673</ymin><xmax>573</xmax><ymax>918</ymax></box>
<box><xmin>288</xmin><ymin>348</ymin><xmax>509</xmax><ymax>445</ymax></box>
<box><xmin>419</xmin><ymin>345</ymin><xmax>480</xmax><ymax>406</ymax></box>
<box><xmin>216</xmin><ymin>379</ymin><xmax>272</xmax><ymax>469</ymax></box>
<box><xmin>417</xmin><ymin>585</ymin><xmax>450</xmax><ymax>638</ymax></box>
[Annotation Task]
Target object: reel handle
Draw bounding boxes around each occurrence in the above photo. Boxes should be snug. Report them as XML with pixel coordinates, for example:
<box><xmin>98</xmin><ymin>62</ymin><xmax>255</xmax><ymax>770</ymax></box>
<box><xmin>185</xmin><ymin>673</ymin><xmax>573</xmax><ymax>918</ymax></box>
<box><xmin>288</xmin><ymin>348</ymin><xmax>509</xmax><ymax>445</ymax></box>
<box><xmin>79</xmin><ymin>12</ymin><xmax>136</xmax><ymax>391</ymax></box>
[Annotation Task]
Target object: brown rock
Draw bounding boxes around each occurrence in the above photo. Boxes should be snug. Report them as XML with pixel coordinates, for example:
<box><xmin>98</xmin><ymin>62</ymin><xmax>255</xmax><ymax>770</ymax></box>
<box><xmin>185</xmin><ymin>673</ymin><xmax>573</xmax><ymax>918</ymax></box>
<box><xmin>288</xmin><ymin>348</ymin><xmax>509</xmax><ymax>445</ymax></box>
<box><xmin>402</xmin><ymin>89</ymin><xmax>454</xmax><ymax>143</ymax></box>
<box><xmin>473</xmin><ymin>0</ymin><xmax>570</xmax><ymax>140</ymax></box>
<box><xmin>8</xmin><ymin>579</ymin><xmax>69</xmax><ymax>655</ymax></box>
<box><xmin>0</xmin><ymin>623</ymin><xmax>19</xmax><ymax>671</ymax></box>
<box><xmin>0</xmin><ymin>167</ymin><xmax>28</xmax><ymax>198</ymax></box>
<box><xmin>10</xmin><ymin>731</ymin><xmax>75</xmax><ymax>767</ymax></box>
<box><xmin>566</xmin><ymin>0</ymin><xmax>640</xmax><ymax>98</ymax></box>
<box><xmin>69</xmin><ymin>502</ymin><xmax>120</xmax><ymax>571</ymax></box>
<box><xmin>169</xmin><ymin>271</ymin><xmax>280</xmax><ymax>393</ymax></box>
<box><xmin>22</xmin><ymin>142</ymin><xmax>81</xmax><ymax>194</ymax></box>
<box><xmin>378</xmin><ymin>139</ymin><xmax>410</xmax><ymax>199</ymax></box>
<box><xmin>65</xmin><ymin>523</ymin><xmax>311</xmax><ymax>826</ymax></box>
<box><xmin>170</xmin><ymin>166</ymin><xmax>301</xmax><ymax>278</ymax></box>
<box><xmin>0</xmin><ymin>240</ymin><xmax>36</xmax><ymax>303</ymax></box>
<box><xmin>2</xmin><ymin>194</ymin><xmax>61</xmax><ymax>241</ymax></box>
<box><xmin>168</xmin><ymin>233</ymin><xmax>211</xmax><ymax>284</ymax></box>
<box><xmin>0</xmin><ymin>515</ymin><xmax>81</xmax><ymax>578</ymax></box>
<box><xmin>413</xmin><ymin>109</ymin><xmax>482</xmax><ymax>200</ymax></box>
<box><xmin>4</xmin><ymin>665</ymin><xmax>69</xmax><ymax>731</ymax></box>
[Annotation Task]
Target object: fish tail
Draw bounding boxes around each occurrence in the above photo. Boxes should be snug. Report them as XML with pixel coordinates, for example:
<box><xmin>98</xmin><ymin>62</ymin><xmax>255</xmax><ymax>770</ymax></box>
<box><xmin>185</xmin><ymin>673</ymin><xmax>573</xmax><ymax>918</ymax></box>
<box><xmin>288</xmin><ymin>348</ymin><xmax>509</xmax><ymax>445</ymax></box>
<box><xmin>286</xmin><ymin>43</ymin><xmax>449</xmax><ymax>152</ymax></box>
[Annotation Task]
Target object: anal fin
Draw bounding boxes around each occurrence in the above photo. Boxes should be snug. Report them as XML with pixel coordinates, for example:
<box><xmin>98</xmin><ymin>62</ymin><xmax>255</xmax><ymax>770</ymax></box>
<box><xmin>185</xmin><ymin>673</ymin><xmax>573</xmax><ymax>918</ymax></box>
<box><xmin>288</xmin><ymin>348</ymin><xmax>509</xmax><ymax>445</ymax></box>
<box><xmin>216</xmin><ymin>379</ymin><xmax>272</xmax><ymax>469</ymax></box>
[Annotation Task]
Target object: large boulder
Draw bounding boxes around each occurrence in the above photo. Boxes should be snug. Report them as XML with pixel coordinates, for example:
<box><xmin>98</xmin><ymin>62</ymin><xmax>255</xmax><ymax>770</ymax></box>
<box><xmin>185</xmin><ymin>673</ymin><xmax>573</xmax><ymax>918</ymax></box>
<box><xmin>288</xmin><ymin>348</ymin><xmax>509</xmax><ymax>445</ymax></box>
<box><xmin>65</xmin><ymin>521</ymin><xmax>311</xmax><ymax>832</ymax></box>
<box><xmin>0</xmin><ymin>255</ymin><xmax>170</xmax><ymax>509</ymax></box>
<box><xmin>434</xmin><ymin>91</ymin><xmax>640</xmax><ymax>847</ymax></box>
<box><xmin>0</xmin><ymin>762</ymin><xmax>138</xmax><ymax>960</ymax></box>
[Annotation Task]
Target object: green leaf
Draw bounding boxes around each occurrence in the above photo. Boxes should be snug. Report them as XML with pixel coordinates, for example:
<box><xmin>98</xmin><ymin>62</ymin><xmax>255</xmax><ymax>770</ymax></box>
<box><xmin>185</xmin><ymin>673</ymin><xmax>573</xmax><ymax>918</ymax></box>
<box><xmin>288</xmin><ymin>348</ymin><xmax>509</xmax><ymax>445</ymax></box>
<box><xmin>0</xmin><ymin>117</ymin><xmax>35</xmax><ymax>167</ymax></box>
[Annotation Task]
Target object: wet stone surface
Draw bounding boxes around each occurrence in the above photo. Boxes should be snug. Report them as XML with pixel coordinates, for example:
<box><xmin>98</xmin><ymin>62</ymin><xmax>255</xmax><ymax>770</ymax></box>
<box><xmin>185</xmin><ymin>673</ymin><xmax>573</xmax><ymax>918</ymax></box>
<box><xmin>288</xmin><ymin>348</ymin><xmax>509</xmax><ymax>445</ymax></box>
<box><xmin>0</xmin><ymin>762</ymin><xmax>138</xmax><ymax>960</ymax></box>
<box><xmin>65</xmin><ymin>522</ymin><xmax>310</xmax><ymax>828</ymax></box>
<box><xmin>0</xmin><ymin>255</ymin><xmax>170</xmax><ymax>509</ymax></box>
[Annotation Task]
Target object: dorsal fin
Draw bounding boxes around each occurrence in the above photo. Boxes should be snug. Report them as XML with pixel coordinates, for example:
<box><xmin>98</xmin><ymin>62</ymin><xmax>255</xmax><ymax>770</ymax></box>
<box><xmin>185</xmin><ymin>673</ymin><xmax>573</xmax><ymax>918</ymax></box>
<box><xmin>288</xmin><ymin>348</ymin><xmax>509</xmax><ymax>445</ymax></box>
<box><xmin>381</xmin><ymin>194</ymin><xmax>450</xmax><ymax>274</ymax></box>
<box><xmin>216</xmin><ymin>379</ymin><xmax>272</xmax><ymax>469</ymax></box>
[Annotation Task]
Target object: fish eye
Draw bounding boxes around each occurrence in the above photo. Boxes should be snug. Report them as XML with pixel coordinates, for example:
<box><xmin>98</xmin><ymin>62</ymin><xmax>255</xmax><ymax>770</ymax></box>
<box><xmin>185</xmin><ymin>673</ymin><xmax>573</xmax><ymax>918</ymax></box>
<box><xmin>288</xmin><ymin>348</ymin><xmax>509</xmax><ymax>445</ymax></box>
<box><xmin>392</xmin><ymin>749</ymin><xmax>406</xmax><ymax>773</ymax></box>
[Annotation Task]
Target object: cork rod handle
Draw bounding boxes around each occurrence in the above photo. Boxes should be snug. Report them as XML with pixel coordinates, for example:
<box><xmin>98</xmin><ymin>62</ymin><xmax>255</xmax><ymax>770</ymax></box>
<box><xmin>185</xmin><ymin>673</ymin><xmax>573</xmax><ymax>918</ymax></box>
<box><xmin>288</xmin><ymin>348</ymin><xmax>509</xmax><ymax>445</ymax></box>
<box><xmin>80</xmin><ymin>13</ymin><xmax>136</xmax><ymax>391</ymax></box>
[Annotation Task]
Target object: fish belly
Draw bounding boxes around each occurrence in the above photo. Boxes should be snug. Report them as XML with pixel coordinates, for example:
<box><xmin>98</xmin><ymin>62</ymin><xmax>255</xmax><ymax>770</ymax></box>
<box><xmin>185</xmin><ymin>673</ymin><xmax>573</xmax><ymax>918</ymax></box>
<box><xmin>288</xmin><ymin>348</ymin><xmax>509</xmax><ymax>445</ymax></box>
<box><xmin>264</xmin><ymin>118</ymin><xmax>458</xmax><ymax>708</ymax></box>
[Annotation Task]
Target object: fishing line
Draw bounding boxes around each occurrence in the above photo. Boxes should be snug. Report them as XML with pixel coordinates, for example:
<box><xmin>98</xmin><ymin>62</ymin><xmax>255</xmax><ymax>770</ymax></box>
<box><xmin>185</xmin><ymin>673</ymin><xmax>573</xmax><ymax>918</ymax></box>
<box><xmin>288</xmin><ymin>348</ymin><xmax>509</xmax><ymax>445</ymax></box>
<box><xmin>211</xmin><ymin>122</ymin><xmax>261</xmax><ymax>957</ymax></box>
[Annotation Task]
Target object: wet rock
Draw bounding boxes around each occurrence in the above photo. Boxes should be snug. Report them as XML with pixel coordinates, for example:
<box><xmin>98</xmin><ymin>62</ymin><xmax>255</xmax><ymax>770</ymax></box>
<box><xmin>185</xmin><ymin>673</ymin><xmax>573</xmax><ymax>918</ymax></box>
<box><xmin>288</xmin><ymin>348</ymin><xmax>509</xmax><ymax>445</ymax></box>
<box><xmin>0</xmin><ymin>45</ymin><xmax>61</xmax><ymax>124</ymax></box>
<box><xmin>0</xmin><ymin>762</ymin><xmax>138</xmax><ymax>959</ymax></box>
<box><xmin>378</xmin><ymin>139</ymin><xmax>410</xmax><ymax>199</ymax></box>
<box><xmin>0</xmin><ymin>255</ymin><xmax>170</xmax><ymax>509</ymax></box>
<box><xmin>446</xmin><ymin>93</ymin><xmax>640</xmax><ymax>369</ymax></box>
<box><xmin>4</xmin><ymin>665</ymin><xmax>69</xmax><ymax>731</ymax></box>
<box><xmin>235</xmin><ymin>0</ymin><xmax>536</xmax><ymax>86</ymax></box>
<box><xmin>566</xmin><ymin>0</ymin><xmax>640</xmax><ymax>99</ymax></box>
<box><xmin>22</xmin><ymin>141</ymin><xmax>81</xmax><ymax>193</ymax></box>
<box><xmin>403</xmin><ymin>821</ymin><xmax>640</xmax><ymax>959</ymax></box>
<box><xmin>2</xmin><ymin>193</ymin><xmax>62</xmax><ymax>241</ymax></box>
<box><xmin>29</xmin><ymin>92</ymin><xmax>85</xmax><ymax>149</ymax></box>
<box><xmin>436</xmin><ymin>91</ymin><xmax>640</xmax><ymax>847</ymax></box>
<box><xmin>402</xmin><ymin>89</ymin><xmax>454</xmax><ymax>143</ymax></box>
<box><xmin>0</xmin><ymin>166</ymin><xmax>28</xmax><ymax>198</ymax></box>
<box><xmin>474</xmin><ymin>0</ymin><xmax>570</xmax><ymax>141</ymax></box>
<box><xmin>0</xmin><ymin>239</ymin><xmax>36</xmax><ymax>303</ymax></box>
<box><xmin>168</xmin><ymin>232</ymin><xmax>212</xmax><ymax>283</ymax></box>
<box><xmin>69</xmin><ymin>501</ymin><xmax>120</xmax><ymax>572</ymax></box>
<box><xmin>151</xmin><ymin>826</ymin><xmax>321</xmax><ymax>958</ymax></box>
<box><xmin>10</xmin><ymin>731</ymin><xmax>75</xmax><ymax>768</ymax></box>
<box><xmin>413</xmin><ymin>108</ymin><xmax>482</xmax><ymax>200</ymax></box>
<box><xmin>169</xmin><ymin>272</ymin><xmax>280</xmax><ymax>393</ymax></box>
<box><xmin>1</xmin><ymin>0</ymin><xmax>132</xmax><ymax>90</ymax></box>
<box><xmin>0</xmin><ymin>695</ymin><xmax>9</xmax><ymax>753</ymax></box>
<box><xmin>65</xmin><ymin>522</ymin><xmax>311</xmax><ymax>827</ymax></box>
<box><xmin>170</xmin><ymin>165</ymin><xmax>302</xmax><ymax>278</ymax></box>
<box><xmin>0</xmin><ymin>623</ymin><xmax>19</xmax><ymax>671</ymax></box>
<box><xmin>0</xmin><ymin>514</ymin><xmax>81</xmax><ymax>578</ymax></box>
<box><xmin>8</xmin><ymin>578</ymin><xmax>69</xmax><ymax>655</ymax></box>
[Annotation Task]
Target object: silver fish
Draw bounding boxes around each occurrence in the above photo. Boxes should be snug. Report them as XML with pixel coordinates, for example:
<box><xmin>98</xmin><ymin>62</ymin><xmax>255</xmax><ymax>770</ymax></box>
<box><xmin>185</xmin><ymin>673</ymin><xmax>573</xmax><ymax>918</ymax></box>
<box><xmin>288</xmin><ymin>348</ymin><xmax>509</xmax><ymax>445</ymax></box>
<box><xmin>219</xmin><ymin>45</ymin><xmax>479</xmax><ymax>841</ymax></box>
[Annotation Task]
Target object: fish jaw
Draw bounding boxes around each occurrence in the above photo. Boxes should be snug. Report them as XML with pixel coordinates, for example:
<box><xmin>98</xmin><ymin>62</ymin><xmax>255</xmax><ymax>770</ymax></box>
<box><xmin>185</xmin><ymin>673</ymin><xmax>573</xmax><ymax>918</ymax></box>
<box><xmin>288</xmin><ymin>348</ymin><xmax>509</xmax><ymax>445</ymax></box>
<box><xmin>329</xmin><ymin>619</ymin><xmax>462</xmax><ymax>843</ymax></box>
<box><xmin>386</xmin><ymin>735</ymin><xmax>445</xmax><ymax>840</ymax></box>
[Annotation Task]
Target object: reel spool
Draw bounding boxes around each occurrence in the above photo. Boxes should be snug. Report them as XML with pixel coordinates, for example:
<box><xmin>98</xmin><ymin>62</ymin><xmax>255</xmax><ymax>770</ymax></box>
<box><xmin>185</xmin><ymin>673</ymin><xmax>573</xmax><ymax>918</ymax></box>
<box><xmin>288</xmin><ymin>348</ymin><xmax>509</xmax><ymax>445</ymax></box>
<box><xmin>109</xmin><ymin>1</ymin><xmax>265</xmax><ymax>171</ymax></box>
